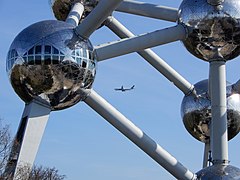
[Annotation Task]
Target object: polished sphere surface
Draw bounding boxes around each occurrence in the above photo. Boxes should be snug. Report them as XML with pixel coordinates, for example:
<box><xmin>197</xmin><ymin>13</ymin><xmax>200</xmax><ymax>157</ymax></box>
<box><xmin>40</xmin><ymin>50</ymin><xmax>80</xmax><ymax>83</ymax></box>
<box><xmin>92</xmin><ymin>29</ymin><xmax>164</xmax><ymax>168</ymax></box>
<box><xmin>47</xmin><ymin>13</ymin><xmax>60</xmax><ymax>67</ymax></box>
<box><xmin>181</xmin><ymin>80</ymin><xmax>240</xmax><ymax>143</ymax></box>
<box><xmin>7</xmin><ymin>20</ymin><xmax>97</xmax><ymax>110</ymax></box>
<box><xmin>178</xmin><ymin>0</ymin><xmax>240</xmax><ymax>61</ymax></box>
<box><xmin>197</xmin><ymin>164</ymin><xmax>240</xmax><ymax>179</ymax></box>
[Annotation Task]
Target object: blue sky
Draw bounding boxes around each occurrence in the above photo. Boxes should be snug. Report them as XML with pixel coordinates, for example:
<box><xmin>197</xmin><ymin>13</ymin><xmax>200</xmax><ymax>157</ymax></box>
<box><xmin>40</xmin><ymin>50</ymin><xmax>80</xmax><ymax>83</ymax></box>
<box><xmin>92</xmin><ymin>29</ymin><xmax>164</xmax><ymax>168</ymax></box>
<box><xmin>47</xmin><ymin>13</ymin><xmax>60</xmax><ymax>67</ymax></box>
<box><xmin>1</xmin><ymin>0</ymin><xmax>240</xmax><ymax>179</ymax></box>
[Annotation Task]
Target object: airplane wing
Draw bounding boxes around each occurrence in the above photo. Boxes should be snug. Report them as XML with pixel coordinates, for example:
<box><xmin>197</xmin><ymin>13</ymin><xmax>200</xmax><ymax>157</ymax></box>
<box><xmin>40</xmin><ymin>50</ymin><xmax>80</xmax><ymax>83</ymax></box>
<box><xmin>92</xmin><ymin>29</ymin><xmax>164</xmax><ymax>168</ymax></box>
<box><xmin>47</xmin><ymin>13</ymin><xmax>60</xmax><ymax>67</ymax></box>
<box><xmin>115</xmin><ymin>85</ymin><xmax>123</xmax><ymax>91</ymax></box>
<box><xmin>123</xmin><ymin>85</ymin><xmax>135</xmax><ymax>91</ymax></box>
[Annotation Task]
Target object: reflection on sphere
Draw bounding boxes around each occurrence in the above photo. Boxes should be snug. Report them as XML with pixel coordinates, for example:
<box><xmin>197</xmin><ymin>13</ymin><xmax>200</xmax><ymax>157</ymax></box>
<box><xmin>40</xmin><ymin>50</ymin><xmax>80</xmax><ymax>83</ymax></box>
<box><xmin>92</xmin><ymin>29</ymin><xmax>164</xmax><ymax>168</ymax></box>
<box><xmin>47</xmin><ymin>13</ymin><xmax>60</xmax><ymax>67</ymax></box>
<box><xmin>181</xmin><ymin>80</ymin><xmax>240</xmax><ymax>143</ymax></box>
<box><xmin>7</xmin><ymin>20</ymin><xmax>97</xmax><ymax>110</ymax></box>
<box><xmin>178</xmin><ymin>0</ymin><xmax>240</xmax><ymax>61</ymax></box>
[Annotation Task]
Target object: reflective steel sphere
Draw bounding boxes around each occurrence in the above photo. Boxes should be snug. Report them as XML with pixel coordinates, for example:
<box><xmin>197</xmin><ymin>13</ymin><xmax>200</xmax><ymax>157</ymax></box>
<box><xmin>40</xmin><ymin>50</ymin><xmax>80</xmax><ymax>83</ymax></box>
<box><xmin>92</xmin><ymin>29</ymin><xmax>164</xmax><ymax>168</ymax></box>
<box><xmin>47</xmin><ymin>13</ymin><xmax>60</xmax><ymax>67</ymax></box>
<box><xmin>178</xmin><ymin>0</ymin><xmax>240</xmax><ymax>61</ymax></box>
<box><xmin>197</xmin><ymin>164</ymin><xmax>240</xmax><ymax>179</ymax></box>
<box><xmin>7</xmin><ymin>20</ymin><xmax>97</xmax><ymax>110</ymax></box>
<box><xmin>50</xmin><ymin>0</ymin><xmax>98</xmax><ymax>22</ymax></box>
<box><xmin>181</xmin><ymin>80</ymin><xmax>240</xmax><ymax>143</ymax></box>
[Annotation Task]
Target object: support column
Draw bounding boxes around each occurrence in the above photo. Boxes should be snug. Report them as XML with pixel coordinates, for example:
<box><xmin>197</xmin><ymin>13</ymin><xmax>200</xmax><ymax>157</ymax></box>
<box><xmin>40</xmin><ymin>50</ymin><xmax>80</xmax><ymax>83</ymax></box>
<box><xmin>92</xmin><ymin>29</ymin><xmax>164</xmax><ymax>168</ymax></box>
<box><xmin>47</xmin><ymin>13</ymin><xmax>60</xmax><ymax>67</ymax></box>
<box><xmin>5</xmin><ymin>100</ymin><xmax>51</xmax><ymax>179</ymax></box>
<box><xmin>209</xmin><ymin>60</ymin><xmax>228</xmax><ymax>164</ymax></box>
<box><xmin>84</xmin><ymin>89</ymin><xmax>196</xmax><ymax>180</ymax></box>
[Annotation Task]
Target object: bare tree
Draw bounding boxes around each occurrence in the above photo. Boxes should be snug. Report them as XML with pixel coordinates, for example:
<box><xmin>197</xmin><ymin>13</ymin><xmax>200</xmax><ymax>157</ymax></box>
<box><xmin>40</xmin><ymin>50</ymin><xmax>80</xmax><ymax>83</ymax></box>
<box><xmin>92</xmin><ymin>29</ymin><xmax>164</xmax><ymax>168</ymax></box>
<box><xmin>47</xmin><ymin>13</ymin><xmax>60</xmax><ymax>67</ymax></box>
<box><xmin>14</xmin><ymin>164</ymin><xmax>66</xmax><ymax>180</ymax></box>
<box><xmin>0</xmin><ymin>119</ymin><xmax>66</xmax><ymax>179</ymax></box>
<box><xmin>0</xmin><ymin>120</ymin><xmax>11</xmax><ymax>177</ymax></box>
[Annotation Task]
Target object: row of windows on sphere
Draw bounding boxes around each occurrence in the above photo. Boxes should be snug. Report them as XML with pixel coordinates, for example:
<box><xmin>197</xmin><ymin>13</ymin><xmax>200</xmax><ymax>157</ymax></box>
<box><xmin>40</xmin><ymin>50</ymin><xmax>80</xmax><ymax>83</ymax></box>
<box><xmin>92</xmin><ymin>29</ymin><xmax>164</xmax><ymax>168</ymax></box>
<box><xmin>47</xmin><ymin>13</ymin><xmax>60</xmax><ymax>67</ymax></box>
<box><xmin>7</xmin><ymin>45</ymin><xmax>96</xmax><ymax>71</ymax></box>
<box><xmin>20</xmin><ymin>45</ymin><xmax>94</xmax><ymax>59</ymax></box>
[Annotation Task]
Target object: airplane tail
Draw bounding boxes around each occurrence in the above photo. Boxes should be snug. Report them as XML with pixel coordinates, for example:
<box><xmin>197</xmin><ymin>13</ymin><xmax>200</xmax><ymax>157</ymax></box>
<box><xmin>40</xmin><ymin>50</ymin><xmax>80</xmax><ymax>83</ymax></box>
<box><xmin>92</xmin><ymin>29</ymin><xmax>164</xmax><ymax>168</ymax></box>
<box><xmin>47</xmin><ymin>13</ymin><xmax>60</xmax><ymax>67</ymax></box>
<box><xmin>131</xmin><ymin>85</ymin><xmax>135</xmax><ymax>89</ymax></box>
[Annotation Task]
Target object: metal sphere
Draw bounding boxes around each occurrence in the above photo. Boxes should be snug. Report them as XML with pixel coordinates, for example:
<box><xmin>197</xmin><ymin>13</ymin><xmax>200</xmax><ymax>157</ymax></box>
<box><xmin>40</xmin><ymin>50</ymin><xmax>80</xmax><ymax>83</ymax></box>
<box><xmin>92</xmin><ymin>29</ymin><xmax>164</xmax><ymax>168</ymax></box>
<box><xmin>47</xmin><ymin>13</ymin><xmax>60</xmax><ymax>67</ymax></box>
<box><xmin>50</xmin><ymin>0</ymin><xmax>98</xmax><ymax>22</ymax></box>
<box><xmin>197</xmin><ymin>164</ymin><xmax>240</xmax><ymax>179</ymax></box>
<box><xmin>7</xmin><ymin>20</ymin><xmax>97</xmax><ymax>110</ymax></box>
<box><xmin>178</xmin><ymin>0</ymin><xmax>240</xmax><ymax>61</ymax></box>
<box><xmin>181</xmin><ymin>80</ymin><xmax>240</xmax><ymax>143</ymax></box>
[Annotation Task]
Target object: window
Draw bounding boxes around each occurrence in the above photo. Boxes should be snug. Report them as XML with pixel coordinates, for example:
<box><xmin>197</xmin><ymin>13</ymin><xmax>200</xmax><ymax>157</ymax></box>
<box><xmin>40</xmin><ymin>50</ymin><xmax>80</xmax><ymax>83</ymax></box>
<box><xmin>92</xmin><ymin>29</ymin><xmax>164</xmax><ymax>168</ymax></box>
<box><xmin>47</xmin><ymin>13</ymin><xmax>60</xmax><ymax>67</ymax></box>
<box><xmin>10</xmin><ymin>50</ymin><xmax>14</xmax><ymax>58</ymax></box>
<box><xmin>82</xmin><ymin>60</ymin><xmax>87</xmax><ymax>68</ymax></box>
<box><xmin>35</xmin><ymin>55</ymin><xmax>41</xmax><ymax>61</ymax></box>
<box><xmin>52</xmin><ymin>55</ymin><xmax>59</xmax><ymax>61</ymax></box>
<box><xmin>83</xmin><ymin>49</ymin><xmax>87</xmax><ymax>58</ymax></box>
<box><xmin>14</xmin><ymin>50</ymin><xmax>18</xmax><ymax>57</ymax></box>
<box><xmin>45</xmin><ymin>45</ymin><xmax>51</xmax><ymax>54</ymax></box>
<box><xmin>28</xmin><ymin>47</ymin><xmax>34</xmax><ymax>55</ymax></box>
<box><xmin>23</xmin><ymin>57</ymin><xmax>27</xmax><ymax>62</ymax></box>
<box><xmin>35</xmin><ymin>45</ymin><xmax>42</xmax><ymax>54</ymax></box>
<box><xmin>7</xmin><ymin>49</ymin><xmax>19</xmax><ymax>71</ymax></box>
<box><xmin>20</xmin><ymin>45</ymin><xmax>64</xmax><ymax>65</ymax></box>
<box><xmin>35</xmin><ymin>55</ymin><xmax>42</xmax><ymax>65</ymax></box>
<box><xmin>76</xmin><ymin>49</ymin><xmax>82</xmax><ymax>57</ymax></box>
<box><xmin>76</xmin><ymin>57</ymin><xmax>81</xmax><ymax>64</ymax></box>
<box><xmin>89</xmin><ymin>51</ymin><xmax>93</xmax><ymax>60</ymax></box>
<box><xmin>53</xmin><ymin>47</ymin><xmax>59</xmax><ymax>54</ymax></box>
<box><xmin>28</xmin><ymin>56</ymin><xmax>34</xmax><ymax>65</ymax></box>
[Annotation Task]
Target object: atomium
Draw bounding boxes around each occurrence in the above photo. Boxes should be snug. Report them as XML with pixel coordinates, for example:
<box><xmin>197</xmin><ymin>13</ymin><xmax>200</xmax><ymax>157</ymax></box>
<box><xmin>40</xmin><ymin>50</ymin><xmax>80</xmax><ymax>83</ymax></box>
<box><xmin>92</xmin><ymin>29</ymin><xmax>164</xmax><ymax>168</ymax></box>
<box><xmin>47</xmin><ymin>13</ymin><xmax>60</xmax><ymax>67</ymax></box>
<box><xmin>7</xmin><ymin>20</ymin><xmax>97</xmax><ymax>110</ymax></box>
<box><xmin>5</xmin><ymin>0</ymin><xmax>240</xmax><ymax>179</ymax></box>
<box><xmin>181</xmin><ymin>80</ymin><xmax>240</xmax><ymax>143</ymax></box>
<box><xmin>178</xmin><ymin>0</ymin><xmax>240</xmax><ymax>61</ymax></box>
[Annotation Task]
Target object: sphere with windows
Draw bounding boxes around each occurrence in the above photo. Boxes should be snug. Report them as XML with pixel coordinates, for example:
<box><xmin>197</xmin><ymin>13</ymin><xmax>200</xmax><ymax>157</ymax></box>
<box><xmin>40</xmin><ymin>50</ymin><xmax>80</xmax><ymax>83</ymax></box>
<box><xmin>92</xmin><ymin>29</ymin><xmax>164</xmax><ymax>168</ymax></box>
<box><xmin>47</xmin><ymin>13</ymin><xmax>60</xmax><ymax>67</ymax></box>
<box><xmin>7</xmin><ymin>20</ymin><xmax>97</xmax><ymax>110</ymax></box>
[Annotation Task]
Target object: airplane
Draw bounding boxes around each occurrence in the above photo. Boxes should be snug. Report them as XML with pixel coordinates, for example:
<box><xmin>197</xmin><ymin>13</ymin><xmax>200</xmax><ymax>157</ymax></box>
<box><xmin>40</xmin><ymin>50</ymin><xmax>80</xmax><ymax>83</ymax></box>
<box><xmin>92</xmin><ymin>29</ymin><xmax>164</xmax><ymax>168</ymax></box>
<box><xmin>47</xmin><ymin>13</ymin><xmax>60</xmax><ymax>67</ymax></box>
<box><xmin>114</xmin><ymin>85</ymin><xmax>135</xmax><ymax>92</ymax></box>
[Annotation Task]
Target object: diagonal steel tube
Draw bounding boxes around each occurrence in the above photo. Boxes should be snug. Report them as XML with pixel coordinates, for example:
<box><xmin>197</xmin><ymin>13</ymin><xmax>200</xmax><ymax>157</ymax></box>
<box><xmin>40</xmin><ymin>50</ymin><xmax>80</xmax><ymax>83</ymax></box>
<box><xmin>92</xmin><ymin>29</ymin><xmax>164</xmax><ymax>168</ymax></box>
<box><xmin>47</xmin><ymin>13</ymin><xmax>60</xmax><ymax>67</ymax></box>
<box><xmin>116</xmin><ymin>0</ymin><xmax>178</xmax><ymax>22</ymax></box>
<box><xmin>95</xmin><ymin>24</ymin><xmax>187</xmax><ymax>61</ymax></box>
<box><xmin>83</xmin><ymin>89</ymin><xmax>197</xmax><ymax>180</ymax></box>
<box><xmin>74</xmin><ymin>0</ymin><xmax>123</xmax><ymax>39</ymax></box>
<box><xmin>103</xmin><ymin>16</ymin><xmax>195</xmax><ymax>96</ymax></box>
